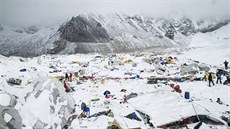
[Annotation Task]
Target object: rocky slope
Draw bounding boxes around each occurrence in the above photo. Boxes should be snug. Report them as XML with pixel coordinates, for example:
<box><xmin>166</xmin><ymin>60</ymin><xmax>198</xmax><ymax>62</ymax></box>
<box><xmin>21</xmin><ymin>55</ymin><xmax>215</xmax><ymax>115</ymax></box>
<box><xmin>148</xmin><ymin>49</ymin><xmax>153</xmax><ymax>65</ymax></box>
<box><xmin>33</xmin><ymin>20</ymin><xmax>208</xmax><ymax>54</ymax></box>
<box><xmin>0</xmin><ymin>14</ymin><xmax>229</xmax><ymax>57</ymax></box>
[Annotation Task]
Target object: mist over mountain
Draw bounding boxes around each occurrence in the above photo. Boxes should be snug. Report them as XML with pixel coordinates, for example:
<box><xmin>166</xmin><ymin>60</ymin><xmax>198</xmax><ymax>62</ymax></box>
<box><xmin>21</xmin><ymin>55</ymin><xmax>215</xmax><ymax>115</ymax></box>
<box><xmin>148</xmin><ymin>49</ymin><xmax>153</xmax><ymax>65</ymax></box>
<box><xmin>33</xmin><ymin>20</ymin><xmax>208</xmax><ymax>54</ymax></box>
<box><xmin>0</xmin><ymin>13</ymin><xmax>229</xmax><ymax>57</ymax></box>
<box><xmin>1</xmin><ymin>0</ymin><xmax>229</xmax><ymax>27</ymax></box>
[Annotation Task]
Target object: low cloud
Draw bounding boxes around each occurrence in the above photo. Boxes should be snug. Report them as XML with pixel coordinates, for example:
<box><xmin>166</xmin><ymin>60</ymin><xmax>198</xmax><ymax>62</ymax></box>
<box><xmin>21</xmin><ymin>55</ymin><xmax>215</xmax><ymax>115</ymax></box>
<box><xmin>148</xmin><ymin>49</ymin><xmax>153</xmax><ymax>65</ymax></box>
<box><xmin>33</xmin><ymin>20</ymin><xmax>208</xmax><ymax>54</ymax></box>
<box><xmin>1</xmin><ymin>0</ymin><xmax>229</xmax><ymax>26</ymax></box>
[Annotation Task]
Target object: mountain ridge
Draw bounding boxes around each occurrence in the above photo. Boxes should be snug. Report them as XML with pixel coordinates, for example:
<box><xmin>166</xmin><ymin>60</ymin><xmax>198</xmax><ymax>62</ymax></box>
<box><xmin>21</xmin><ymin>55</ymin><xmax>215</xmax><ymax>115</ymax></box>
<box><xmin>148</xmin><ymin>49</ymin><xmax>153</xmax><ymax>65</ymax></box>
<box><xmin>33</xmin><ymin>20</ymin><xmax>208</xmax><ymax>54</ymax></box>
<box><xmin>0</xmin><ymin>14</ymin><xmax>229</xmax><ymax>57</ymax></box>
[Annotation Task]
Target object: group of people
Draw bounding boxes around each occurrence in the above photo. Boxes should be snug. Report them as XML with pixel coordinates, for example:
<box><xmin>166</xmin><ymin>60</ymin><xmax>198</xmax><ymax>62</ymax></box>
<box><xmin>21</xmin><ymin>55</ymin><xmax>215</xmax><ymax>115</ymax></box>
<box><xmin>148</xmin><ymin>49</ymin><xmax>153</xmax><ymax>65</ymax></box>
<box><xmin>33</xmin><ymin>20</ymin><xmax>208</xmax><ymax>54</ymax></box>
<box><xmin>65</xmin><ymin>72</ymin><xmax>73</xmax><ymax>82</ymax></box>
<box><xmin>204</xmin><ymin>60</ymin><xmax>229</xmax><ymax>87</ymax></box>
<box><xmin>63</xmin><ymin>72</ymin><xmax>75</xmax><ymax>92</ymax></box>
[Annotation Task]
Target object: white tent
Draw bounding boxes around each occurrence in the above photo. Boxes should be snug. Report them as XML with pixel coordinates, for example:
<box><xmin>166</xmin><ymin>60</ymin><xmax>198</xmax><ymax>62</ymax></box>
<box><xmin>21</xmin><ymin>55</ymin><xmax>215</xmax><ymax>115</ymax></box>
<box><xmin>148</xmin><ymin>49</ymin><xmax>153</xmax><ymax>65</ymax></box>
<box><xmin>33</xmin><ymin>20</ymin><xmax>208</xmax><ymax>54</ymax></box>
<box><xmin>129</xmin><ymin>86</ymin><xmax>210</xmax><ymax>127</ymax></box>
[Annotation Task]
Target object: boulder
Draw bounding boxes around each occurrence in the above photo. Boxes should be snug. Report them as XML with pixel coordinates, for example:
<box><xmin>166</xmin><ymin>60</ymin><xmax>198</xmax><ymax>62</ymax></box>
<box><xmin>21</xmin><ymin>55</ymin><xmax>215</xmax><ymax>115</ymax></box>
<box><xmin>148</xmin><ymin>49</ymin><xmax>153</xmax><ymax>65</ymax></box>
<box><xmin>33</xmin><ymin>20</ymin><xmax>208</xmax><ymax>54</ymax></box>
<box><xmin>0</xmin><ymin>105</ymin><xmax>22</xmax><ymax>129</ymax></box>
<box><xmin>0</xmin><ymin>93</ymin><xmax>17</xmax><ymax>107</ymax></box>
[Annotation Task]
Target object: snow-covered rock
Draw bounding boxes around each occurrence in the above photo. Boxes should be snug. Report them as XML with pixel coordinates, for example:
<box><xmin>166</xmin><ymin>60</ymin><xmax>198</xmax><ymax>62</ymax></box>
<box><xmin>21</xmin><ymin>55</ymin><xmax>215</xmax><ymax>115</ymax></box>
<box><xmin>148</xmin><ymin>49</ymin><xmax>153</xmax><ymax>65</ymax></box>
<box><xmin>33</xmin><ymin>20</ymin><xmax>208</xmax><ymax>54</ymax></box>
<box><xmin>19</xmin><ymin>78</ymin><xmax>75</xmax><ymax>128</ymax></box>
<box><xmin>0</xmin><ymin>105</ymin><xmax>22</xmax><ymax>129</ymax></box>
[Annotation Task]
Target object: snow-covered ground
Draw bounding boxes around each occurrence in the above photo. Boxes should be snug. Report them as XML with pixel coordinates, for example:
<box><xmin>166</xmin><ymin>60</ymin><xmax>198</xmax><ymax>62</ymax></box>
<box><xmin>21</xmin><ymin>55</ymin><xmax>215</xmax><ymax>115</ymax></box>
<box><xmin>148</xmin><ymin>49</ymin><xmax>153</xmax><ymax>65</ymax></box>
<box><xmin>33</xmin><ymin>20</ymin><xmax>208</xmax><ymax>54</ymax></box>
<box><xmin>0</xmin><ymin>25</ymin><xmax>230</xmax><ymax>129</ymax></box>
<box><xmin>182</xmin><ymin>24</ymin><xmax>230</xmax><ymax>66</ymax></box>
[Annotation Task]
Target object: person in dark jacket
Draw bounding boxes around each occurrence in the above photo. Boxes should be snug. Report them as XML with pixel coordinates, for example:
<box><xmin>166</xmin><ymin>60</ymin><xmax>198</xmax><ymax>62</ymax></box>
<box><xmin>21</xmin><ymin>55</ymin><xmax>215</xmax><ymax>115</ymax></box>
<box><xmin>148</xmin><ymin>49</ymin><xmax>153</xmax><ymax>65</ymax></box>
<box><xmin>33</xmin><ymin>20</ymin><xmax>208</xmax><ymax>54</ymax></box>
<box><xmin>223</xmin><ymin>74</ymin><xmax>230</xmax><ymax>85</ymax></box>
<box><xmin>216</xmin><ymin>71</ymin><xmax>222</xmax><ymax>84</ymax></box>
<box><xmin>65</xmin><ymin>73</ymin><xmax>69</xmax><ymax>81</ymax></box>
<box><xmin>224</xmin><ymin>60</ymin><xmax>228</xmax><ymax>69</ymax></box>
<box><xmin>208</xmin><ymin>73</ymin><xmax>215</xmax><ymax>87</ymax></box>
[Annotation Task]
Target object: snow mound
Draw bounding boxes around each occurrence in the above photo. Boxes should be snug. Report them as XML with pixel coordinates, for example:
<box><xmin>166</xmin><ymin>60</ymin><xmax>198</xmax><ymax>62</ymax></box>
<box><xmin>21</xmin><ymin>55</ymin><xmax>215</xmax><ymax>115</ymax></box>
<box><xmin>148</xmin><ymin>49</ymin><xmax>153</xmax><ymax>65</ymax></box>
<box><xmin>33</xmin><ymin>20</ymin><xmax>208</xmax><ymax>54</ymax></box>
<box><xmin>19</xmin><ymin>78</ymin><xmax>75</xmax><ymax>128</ymax></box>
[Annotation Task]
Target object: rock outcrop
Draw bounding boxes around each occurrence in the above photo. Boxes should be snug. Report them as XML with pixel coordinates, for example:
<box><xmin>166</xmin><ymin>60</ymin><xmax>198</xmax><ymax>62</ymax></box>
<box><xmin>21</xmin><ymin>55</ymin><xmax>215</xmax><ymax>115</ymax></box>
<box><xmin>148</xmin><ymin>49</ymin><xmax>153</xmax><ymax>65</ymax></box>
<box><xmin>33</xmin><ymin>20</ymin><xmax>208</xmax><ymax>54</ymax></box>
<box><xmin>58</xmin><ymin>15</ymin><xmax>110</xmax><ymax>43</ymax></box>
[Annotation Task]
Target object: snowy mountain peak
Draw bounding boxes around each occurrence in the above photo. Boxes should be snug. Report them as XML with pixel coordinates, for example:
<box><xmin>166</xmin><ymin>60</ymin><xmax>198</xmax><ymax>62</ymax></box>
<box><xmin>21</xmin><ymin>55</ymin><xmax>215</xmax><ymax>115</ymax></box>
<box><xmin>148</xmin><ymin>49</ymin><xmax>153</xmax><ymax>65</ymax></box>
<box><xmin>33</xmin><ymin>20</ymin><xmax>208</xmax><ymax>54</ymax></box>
<box><xmin>0</xmin><ymin>14</ymin><xmax>229</xmax><ymax>57</ymax></box>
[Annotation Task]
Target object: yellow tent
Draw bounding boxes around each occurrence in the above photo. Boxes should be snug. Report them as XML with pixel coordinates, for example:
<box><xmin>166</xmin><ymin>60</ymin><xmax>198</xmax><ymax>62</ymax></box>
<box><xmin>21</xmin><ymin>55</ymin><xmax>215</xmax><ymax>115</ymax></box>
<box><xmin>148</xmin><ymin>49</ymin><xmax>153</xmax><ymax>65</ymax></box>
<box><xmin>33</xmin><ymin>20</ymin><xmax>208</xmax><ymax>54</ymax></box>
<box><xmin>167</xmin><ymin>58</ymin><xmax>174</xmax><ymax>64</ymax></box>
<box><xmin>75</xmin><ymin>61</ymin><xmax>81</xmax><ymax>65</ymax></box>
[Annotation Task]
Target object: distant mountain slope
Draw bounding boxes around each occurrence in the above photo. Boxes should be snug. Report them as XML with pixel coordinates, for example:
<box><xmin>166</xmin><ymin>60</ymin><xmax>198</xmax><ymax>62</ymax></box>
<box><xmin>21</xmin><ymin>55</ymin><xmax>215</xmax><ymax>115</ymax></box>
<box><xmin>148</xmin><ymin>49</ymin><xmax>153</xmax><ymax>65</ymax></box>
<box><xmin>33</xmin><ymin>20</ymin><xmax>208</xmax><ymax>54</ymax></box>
<box><xmin>0</xmin><ymin>14</ymin><xmax>229</xmax><ymax>57</ymax></box>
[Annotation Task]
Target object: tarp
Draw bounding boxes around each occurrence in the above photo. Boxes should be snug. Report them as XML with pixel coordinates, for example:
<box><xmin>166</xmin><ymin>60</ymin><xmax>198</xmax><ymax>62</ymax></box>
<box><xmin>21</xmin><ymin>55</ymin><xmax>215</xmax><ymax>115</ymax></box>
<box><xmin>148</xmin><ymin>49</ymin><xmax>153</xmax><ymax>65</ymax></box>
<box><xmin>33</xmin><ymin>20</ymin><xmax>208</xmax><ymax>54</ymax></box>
<box><xmin>7</xmin><ymin>78</ymin><xmax>22</xmax><ymax>85</ymax></box>
<box><xmin>20</xmin><ymin>68</ymin><xmax>26</xmax><ymax>72</ymax></box>
<box><xmin>125</xmin><ymin>112</ymin><xmax>141</xmax><ymax>121</ymax></box>
<box><xmin>128</xmin><ymin>86</ymin><xmax>209</xmax><ymax>127</ymax></box>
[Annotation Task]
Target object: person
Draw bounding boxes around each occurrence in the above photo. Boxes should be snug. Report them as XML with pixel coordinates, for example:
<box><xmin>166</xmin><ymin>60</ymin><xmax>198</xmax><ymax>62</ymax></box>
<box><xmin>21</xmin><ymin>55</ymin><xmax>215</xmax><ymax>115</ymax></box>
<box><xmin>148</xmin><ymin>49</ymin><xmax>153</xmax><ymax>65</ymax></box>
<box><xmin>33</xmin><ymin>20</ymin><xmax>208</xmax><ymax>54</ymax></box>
<box><xmin>202</xmin><ymin>71</ymin><xmax>208</xmax><ymax>81</ymax></box>
<box><xmin>224</xmin><ymin>60</ymin><xmax>228</xmax><ymax>69</ymax></box>
<box><xmin>216</xmin><ymin>98</ymin><xmax>223</xmax><ymax>104</ymax></box>
<box><xmin>63</xmin><ymin>80</ymin><xmax>75</xmax><ymax>92</ymax></box>
<box><xmin>208</xmin><ymin>73</ymin><xmax>215</xmax><ymax>87</ymax></box>
<box><xmin>69</xmin><ymin>73</ymin><xmax>73</xmax><ymax>82</ymax></box>
<box><xmin>223</xmin><ymin>74</ymin><xmax>230</xmax><ymax>85</ymax></box>
<box><xmin>83</xmin><ymin>106</ymin><xmax>90</xmax><ymax>117</ymax></box>
<box><xmin>74</xmin><ymin>72</ymin><xmax>78</xmax><ymax>78</ymax></box>
<box><xmin>216</xmin><ymin>71</ymin><xmax>222</xmax><ymax>84</ymax></box>
<box><xmin>63</xmin><ymin>80</ymin><xmax>68</xmax><ymax>90</ymax></box>
<box><xmin>65</xmin><ymin>73</ymin><xmax>69</xmax><ymax>81</ymax></box>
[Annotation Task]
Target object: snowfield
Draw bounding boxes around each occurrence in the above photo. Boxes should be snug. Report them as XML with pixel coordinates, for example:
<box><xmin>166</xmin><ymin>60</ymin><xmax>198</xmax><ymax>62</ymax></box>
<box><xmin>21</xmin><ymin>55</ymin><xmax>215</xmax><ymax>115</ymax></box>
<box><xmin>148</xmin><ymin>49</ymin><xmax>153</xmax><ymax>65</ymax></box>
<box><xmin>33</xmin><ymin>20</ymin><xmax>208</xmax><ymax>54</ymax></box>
<box><xmin>0</xmin><ymin>25</ymin><xmax>230</xmax><ymax>129</ymax></box>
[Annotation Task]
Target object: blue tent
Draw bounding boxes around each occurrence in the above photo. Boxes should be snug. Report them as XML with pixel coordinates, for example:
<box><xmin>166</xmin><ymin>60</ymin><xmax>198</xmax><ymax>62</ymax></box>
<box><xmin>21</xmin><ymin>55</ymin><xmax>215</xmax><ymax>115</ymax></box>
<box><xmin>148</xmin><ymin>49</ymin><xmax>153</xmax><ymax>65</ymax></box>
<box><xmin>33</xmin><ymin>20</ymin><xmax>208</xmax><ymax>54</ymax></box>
<box><xmin>103</xmin><ymin>90</ymin><xmax>111</xmax><ymax>95</ymax></box>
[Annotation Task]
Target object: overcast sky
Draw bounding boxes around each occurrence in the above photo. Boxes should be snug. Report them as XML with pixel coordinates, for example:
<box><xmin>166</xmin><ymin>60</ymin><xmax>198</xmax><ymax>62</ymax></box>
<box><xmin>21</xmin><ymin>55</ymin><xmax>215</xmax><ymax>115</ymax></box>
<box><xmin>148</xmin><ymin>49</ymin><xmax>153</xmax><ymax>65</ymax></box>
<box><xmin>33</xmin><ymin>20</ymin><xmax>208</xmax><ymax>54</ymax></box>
<box><xmin>0</xmin><ymin>0</ymin><xmax>229</xmax><ymax>26</ymax></box>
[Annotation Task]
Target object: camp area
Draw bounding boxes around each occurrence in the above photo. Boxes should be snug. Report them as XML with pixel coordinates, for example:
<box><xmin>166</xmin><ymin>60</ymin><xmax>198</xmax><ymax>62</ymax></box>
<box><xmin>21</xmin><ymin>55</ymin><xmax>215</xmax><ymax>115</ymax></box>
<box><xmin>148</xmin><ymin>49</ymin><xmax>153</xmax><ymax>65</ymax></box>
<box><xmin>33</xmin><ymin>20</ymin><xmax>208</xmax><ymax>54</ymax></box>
<box><xmin>0</xmin><ymin>50</ymin><xmax>230</xmax><ymax>129</ymax></box>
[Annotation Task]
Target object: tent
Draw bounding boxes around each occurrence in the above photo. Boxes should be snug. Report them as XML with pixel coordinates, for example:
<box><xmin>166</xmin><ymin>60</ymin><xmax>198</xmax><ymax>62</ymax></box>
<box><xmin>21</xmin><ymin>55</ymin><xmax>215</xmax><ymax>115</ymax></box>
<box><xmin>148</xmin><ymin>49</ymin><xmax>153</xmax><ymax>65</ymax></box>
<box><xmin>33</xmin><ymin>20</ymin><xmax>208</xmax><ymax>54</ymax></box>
<box><xmin>128</xmin><ymin>86</ymin><xmax>211</xmax><ymax>127</ymax></box>
<box><xmin>180</xmin><ymin>63</ymin><xmax>199</xmax><ymax>75</ymax></box>
<box><xmin>125</xmin><ymin>112</ymin><xmax>142</xmax><ymax>121</ymax></box>
<box><xmin>104</xmin><ymin>90</ymin><xmax>111</xmax><ymax>96</ymax></box>
<box><xmin>167</xmin><ymin>58</ymin><xmax>173</xmax><ymax>64</ymax></box>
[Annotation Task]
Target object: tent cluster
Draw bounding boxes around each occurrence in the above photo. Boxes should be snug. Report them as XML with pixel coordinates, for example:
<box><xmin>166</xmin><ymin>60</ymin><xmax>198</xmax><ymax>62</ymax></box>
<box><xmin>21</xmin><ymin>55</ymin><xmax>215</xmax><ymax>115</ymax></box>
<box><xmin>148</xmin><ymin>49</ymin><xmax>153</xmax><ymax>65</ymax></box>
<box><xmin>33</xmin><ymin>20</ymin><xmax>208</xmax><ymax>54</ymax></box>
<box><xmin>3</xmin><ymin>52</ymin><xmax>229</xmax><ymax>129</ymax></box>
<box><xmin>43</xmin><ymin>53</ymin><xmax>229</xmax><ymax>128</ymax></box>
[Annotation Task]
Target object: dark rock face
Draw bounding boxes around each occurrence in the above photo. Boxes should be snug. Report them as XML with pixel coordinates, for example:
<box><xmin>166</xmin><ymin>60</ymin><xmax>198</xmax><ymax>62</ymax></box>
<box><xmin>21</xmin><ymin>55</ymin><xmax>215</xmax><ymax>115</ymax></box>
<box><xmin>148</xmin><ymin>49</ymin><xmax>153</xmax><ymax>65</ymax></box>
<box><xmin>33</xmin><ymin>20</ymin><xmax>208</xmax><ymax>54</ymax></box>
<box><xmin>58</xmin><ymin>15</ymin><xmax>110</xmax><ymax>43</ymax></box>
<box><xmin>173</xmin><ymin>18</ymin><xmax>197</xmax><ymax>36</ymax></box>
<box><xmin>0</xmin><ymin>14</ymin><xmax>229</xmax><ymax>57</ymax></box>
<box><xmin>47</xmin><ymin>39</ymin><xmax>67</xmax><ymax>54</ymax></box>
<box><xmin>24</xmin><ymin>26</ymin><xmax>39</xmax><ymax>34</ymax></box>
<box><xmin>161</xmin><ymin>20</ymin><xmax>176</xmax><ymax>40</ymax></box>
<box><xmin>165</xmin><ymin>29</ymin><xmax>174</xmax><ymax>40</ymax></box>
<box><xmin>198</xmin><ymin>19</ymin><xmax>230</xmax><ymax>33</ymax></box>
<box><xmin>0</xmin><ymin>24</ymin><xmax>3</xmax><ymax>31</ymax></box>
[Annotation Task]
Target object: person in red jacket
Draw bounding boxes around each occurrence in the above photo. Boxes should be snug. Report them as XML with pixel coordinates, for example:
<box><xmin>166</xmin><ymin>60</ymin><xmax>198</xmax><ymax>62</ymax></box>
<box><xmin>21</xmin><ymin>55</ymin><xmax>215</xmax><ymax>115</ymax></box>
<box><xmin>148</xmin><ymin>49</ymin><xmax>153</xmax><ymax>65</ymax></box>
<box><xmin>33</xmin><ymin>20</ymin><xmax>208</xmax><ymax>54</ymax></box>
<box><xmin>64</xmin><ymin>80</ymin><xmax>68</xmax><ymax>90</ymax></box>
<box><xmin>64</xmin><ymin>80</ymin><xmax>75</xmax><ymax>92</ymax></box>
